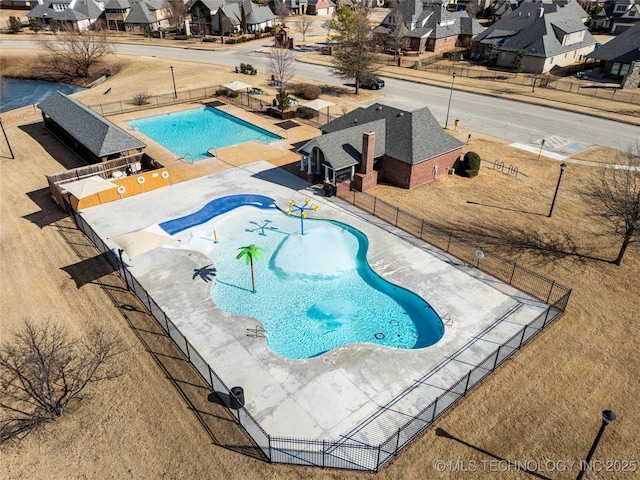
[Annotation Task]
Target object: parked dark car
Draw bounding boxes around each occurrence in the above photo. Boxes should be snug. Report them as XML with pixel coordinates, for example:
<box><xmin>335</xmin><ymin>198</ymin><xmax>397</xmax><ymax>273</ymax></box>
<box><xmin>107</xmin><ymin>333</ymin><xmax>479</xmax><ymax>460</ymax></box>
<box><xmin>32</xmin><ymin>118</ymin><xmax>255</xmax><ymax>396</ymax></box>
<box><xmin>360</xmin><ymin>76</ymin><xmax>385</xmax><ymax>90</ymax></box>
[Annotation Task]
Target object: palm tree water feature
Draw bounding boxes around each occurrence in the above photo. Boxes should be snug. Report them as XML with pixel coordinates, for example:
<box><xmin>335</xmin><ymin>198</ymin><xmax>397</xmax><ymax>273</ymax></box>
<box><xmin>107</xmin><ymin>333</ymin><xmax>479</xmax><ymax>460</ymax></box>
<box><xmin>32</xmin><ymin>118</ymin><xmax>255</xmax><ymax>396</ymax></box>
<box><xmin>161</xmin><ymin>194</ymin><xmax>444</xmax><ymax>359</ymax></box>
<box><xmin>236</xmin><ymin>244</ymin><xmax>264</xmax><ymax>293</ymax></box>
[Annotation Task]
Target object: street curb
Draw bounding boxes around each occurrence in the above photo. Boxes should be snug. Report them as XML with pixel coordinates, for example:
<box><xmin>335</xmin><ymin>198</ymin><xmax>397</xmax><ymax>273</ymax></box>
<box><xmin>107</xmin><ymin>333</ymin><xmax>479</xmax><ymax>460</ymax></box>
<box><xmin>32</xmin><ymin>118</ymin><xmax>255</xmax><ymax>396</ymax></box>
<box><xmin>295</xmin><ymin>56</ymin><xmax>640</xmax><ymax>128</ymax></box>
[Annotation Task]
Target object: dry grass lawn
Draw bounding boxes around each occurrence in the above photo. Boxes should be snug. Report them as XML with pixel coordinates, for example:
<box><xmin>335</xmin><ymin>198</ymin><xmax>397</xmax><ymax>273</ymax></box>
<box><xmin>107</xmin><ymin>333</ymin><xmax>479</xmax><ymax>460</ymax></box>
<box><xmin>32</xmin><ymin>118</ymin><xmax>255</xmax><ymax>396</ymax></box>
<box><xmin>1</xmin><ymin>49</ymin><xmax>639</xmax><ymax>480</ymax></box>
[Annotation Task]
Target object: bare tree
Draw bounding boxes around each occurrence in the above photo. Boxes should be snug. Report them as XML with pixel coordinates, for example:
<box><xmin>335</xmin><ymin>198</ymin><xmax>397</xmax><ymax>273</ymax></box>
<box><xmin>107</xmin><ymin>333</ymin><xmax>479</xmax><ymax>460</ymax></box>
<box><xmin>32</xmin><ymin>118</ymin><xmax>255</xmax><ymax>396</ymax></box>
<box><xmin>37</xmin><ymin>27</ymin><xmax>113</xmax><ymax>79</ymax></box>
<box><xmin>329</xmin><ymin>7</ymin><xmax>379</xmax><ymax>94</ymax></box>
<box><xmin>163</xmin><ymin>0</ymin><xmax>190</xmax><ymax>34</ymax></box>
<box><xmin>273</xmin><ymin>0</ymin><xmax>290</xmax><ymax>26</ymax></box>
<box><xmin>582</xmin><ymin>145</ymin><xmax>640</xmax><ymax>266</ymax></box>
<box><xmin>294</xmin><ymin>14</ymin><xmax>313</xmax><ymax>42</ymax></box>
<box><xmin>267</xmin><ymin>46</ymin><xmax>296</xmax><ymax>87</ymax></box>
<box><xmin>0</xmin><ymin>320</ymin><xmax>126</xmax><ymax>443</ymax></box>
<box><xmin>383</xmin><ymin>10</ymin><xmax>406</xmax><ymax>57</ymax></box>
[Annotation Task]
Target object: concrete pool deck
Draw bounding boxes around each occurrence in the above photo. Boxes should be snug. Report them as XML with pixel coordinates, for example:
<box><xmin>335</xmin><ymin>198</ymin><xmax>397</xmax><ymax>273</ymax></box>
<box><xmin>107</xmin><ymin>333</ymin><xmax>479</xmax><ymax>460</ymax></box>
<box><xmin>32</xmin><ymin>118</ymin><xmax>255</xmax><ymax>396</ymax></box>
<box><xmin>80</xmin><ymin>161</ymin><xmax>549</xmax><ymax>446</ymax></box>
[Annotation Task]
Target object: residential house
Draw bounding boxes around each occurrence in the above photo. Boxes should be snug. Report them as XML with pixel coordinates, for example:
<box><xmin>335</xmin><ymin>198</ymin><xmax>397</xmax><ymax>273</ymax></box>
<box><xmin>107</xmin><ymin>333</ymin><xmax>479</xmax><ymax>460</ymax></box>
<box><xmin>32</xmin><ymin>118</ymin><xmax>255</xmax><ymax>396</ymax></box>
<box><xmin>297</xmin><ymin>103</ymin><xmax>464</xmax><ymax>193</ymax></box>
<box><xmin>123</xmin><ymin>0</ymin><xmax>169</xmax><ymax>31</ymax></box>
<box><xmin>471</xmin><ymin>0</ymin><xmax>597</xmax><ymax>73</ymax></box>
<box><xmin>306</xmin><ymin>0</ymin><xmax>334</xmax><ymax>15</ymax></box>
<box><xmin>27</xmin><ymin>0</ymin><xmax>104</xmax><ymax>31</ymax></box>
<box><xmin>189</xmin><ymin>0</ymin><xmax>224</xmax><ymax>35</ymax></box>
<box><xmin>489</xmin><ymin>0</ymin><xmax>519</xmax><ymax>22</ymax></box>
<box><xmin>586</xmin><ymin>21</ymin><xmax>640</xmax><ymax>85</ymax></box>
<box><xmin>38</xmin><ymin>91</ymin><xmax>146</xmax><ymax>164</ymax></box>
<box><xmin>593</xmin><ymin>0</ymin><xmax>640</xmax><ymax>33</ymax></box>
<box><xmin>103</xmin><ymin>0</ymin><xmax>169</xmax><ymax>32</ymax></box>
<box><xmin>375</xmin><ymin>1</ymin><xmax>485</xmax><ymax>54</ymax></box>
<box><xmin>490</xmin><ymin>0</ymin><xmax>590</xmax><ymax>23</ymax></box>
<box><xmin>267</xmin><ymin>0</ymin><xmax>308</xmax><ymax>15</ymax></box>
<box><xmin>190</xmin><ymin>0</ymin><xmax>274</xmax><ymax>35</ymax></box>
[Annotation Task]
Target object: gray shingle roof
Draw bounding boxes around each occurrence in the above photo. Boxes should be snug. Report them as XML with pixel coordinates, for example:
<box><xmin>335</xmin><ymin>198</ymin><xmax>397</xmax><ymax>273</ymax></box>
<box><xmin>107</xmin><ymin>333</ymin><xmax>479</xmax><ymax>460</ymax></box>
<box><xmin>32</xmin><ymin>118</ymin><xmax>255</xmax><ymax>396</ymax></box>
<box><xmin>301</xmin><ymin>120</ymin><xmax>387</xmax><ymax>170</ymax></box>
<box><xmin>241</xmin><ymin>0</ymin><xmax>274</xmax><ymax>24</ymax></box>
<box><xmin>587</xmin><ymin>22</ymin><xmax>640</xmax><ymax>62</ymax></box>
<box><xmin>474</xmin><ymin>1</ymin><xmax>596</xmax><ymax>57</ymax></box>
<box><xmin>38</xmin><ymin>91</ymin><xmax>146</xmax><ymax>158</ymax></box>
<box><xmin>188</xmin><ymin>0</ymin><xmax>225</xmax><ymax>12</ymax></box>
<box><xmin>124</xmin><ymin>1</ymin><xmax>156</xmax><ymax>24</ymax></box>
<box><xmin>104</xmin><ymin>0</ymin><xmax>131</xmax><ymax>9</ymax></box>
<box><xmin>27</xmin><ymin>0</ymin><xmax>104</xmax><ymax>21</ymax></box>
<box><xmin>380</xmin><ymin>1</ymin><xmax>484</xmax><ymax>40</ymax></box>
<box><xmin>300</xmin><ymin>103</ymin><xmax>464</xmax><ymax>171</ymax></box>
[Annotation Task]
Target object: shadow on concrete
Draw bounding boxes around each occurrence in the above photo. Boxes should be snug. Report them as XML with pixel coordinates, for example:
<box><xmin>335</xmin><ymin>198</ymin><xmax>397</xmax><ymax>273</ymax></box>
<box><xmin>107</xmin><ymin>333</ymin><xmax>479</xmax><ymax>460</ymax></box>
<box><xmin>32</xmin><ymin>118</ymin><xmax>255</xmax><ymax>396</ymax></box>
<box><xmin>250</xmin><ymin>165</ymin><xmax>310</xmax><ymax>191</ymax></box>
<box><xmin>436</xmin><ymin>428</ymin><xmax>552</xmax><ymax>480</ymax></box>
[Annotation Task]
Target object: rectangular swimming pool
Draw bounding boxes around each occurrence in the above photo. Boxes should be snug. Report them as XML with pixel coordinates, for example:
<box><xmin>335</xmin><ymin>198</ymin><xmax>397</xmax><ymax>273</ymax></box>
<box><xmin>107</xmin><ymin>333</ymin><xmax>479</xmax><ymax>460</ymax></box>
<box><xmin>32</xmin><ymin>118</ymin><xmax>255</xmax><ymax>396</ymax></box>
<box><xmin>127</xmin><ymin>106</ymin><xmax>282</xmax><ymax>161</ymax></box>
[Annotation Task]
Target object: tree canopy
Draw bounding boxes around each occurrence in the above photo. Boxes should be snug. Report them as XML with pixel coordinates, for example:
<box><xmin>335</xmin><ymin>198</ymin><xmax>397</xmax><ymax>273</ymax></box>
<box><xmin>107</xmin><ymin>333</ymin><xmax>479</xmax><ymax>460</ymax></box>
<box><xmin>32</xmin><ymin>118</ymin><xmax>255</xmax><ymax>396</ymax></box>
<box><xmin>328</xmin><ymin>7</ymin><xmax>379</xmax><ymax>95</ymax></box>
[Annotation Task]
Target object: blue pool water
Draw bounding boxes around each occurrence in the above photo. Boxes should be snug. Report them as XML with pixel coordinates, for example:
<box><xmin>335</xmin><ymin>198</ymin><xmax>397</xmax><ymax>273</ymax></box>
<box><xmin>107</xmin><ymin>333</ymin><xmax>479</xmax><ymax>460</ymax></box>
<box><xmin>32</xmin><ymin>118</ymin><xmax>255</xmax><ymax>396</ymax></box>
<box><xmin>163</xmin><ymin>195</ymin><xmax>444</xmax><ymax>360</ymax></box>
<box><xmin>126</xmin><ymin>107</ymin><xmax>282</xmax><ymax>161</ymax></box>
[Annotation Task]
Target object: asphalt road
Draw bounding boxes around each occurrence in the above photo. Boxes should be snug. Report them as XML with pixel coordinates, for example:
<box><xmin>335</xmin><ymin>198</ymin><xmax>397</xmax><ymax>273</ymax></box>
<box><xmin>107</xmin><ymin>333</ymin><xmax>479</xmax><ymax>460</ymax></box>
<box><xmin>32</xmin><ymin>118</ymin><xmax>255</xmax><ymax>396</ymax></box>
<box><xmin>3</xmin><ymin>39</ymin><xmax>639</xmax><ymax>151</ymax></box>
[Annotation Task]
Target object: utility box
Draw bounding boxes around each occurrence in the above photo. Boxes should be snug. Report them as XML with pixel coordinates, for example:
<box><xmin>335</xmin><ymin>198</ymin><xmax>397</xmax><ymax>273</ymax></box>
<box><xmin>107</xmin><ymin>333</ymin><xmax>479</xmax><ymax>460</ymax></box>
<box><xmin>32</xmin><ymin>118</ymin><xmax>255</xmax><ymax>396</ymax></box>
<box><xmin>230</xmin><ymin>386</ymin><xmax>244</xmax><ymax>409</ymax></box>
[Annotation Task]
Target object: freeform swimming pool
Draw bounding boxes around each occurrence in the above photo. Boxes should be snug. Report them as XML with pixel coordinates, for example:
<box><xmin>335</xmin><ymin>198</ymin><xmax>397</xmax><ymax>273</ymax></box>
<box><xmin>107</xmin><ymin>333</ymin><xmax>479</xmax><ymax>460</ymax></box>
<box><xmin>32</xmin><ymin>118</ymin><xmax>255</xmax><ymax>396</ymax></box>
<box><xmin>161</xmin><ymin>195</ymin><xmax>444</xmax><ymax>359</ymax></box>
<box><xmin>127</xmin><ymin>107</ymin><xmax>282</xmax><ymax>161</ymax></box>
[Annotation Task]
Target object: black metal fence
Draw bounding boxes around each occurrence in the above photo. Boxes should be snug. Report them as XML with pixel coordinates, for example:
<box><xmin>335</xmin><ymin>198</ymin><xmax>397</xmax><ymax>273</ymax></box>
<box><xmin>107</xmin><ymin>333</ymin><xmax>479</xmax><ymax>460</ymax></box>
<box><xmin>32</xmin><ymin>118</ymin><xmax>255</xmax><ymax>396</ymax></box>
<box><xmin>404</xmin><ymin>61</ymin><xmax>640</xmax><ymax>105</ymax></box>
<box><xmin>87</xmin><ymin>85</ymin><xmax>339</xmax><ymax>124</ymax></box>
<box><xmin>344</xmin><ymin>190</ymin><xmax>572</xmax><ymax>307</ymax></box>
<box><xmin>67</xmin><ymin>190</ymin><xmax>570</xmax><ymax>472</ymax></box>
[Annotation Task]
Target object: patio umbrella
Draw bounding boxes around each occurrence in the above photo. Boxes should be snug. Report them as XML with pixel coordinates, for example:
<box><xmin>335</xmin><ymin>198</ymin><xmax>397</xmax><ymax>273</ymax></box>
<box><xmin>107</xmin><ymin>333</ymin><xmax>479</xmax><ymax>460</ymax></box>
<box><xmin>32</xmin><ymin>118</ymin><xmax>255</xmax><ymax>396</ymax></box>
<box><xmin>110</xmin><ymin>224</ymin><xmax>178</xmax><ymax>261</ymax></box>
<box><xmin>223</xmin><ymin>80</ymin><xmax>253</xmax><ymax>91</ymax></box>
<box><xmin>300</xmin><ymin>99</ymin><xmax>335</xmax><ymax>122</ymax></box>
<box><xmin>60</xmin><ymin>175</ymin><xmax>118</xmax><ymax>200</ymax></box>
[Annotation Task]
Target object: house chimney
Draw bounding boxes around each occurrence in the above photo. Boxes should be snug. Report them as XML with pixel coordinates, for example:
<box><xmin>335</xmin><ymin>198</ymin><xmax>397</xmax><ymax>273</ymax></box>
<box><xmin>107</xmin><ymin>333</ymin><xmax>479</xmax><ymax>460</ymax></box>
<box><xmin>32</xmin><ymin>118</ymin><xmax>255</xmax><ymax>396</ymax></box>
<box><xmin>361</xmin><ymin>131</ymin><xmax>375</xmax><ymax>174</ymax></box>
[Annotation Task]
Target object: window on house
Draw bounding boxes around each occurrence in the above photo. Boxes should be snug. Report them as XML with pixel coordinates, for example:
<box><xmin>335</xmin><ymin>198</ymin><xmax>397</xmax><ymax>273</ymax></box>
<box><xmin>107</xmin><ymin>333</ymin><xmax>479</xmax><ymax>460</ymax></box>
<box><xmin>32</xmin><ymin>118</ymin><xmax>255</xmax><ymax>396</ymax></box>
<box><xmin>628</xmin><ymin>9</ymin><xmax>636</xmax><ymax>16</ymax></box>
<box><xmin>620</xmin><ymin>64</ymin><xmax>630</xmax><ymax>76</ymax></box>
<box><xmin>611</xmin><ymin>62</ymin><xmax>621</xmax><ymax>75</ymax></box>
<box><xmin>549</xmin><ymin>57</ymin><xmax>554</xmax><ymax>64</ymax></box>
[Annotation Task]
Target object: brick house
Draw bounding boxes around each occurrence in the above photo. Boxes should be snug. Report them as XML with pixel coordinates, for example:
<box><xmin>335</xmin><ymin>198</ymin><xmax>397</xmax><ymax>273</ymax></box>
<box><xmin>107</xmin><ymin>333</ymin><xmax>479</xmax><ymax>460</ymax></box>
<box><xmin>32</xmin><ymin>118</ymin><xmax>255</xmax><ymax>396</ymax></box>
<box><xmin>374</xmin><ymin>1</ymin><xmax>484</xmax><ymax>54</ymax></box>
<box><xmin>471</xmin><ymin>1</ymin><xmax>596</xmax><ymax>73</ymax></box>
<box><xmin>297</xmin><ymin>103</ymin><xmax>464</xmax><ymax>194</ymax></box>
<box><xmin>306</xmin><ymin>0</ymin><xmax>334</xmax><ymax>15</ymax></box>
<box><xmin>586</xmin><ymin>22</ymin><xmax>640</xmax><ymax>85</ymax></box>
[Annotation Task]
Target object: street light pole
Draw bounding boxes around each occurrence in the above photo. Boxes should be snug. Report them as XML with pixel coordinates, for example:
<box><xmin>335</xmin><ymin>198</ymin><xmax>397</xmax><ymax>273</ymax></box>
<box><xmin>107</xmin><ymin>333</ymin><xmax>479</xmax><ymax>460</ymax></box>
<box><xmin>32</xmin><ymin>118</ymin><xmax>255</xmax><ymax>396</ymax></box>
<box><xmin>576</xmin><ymin>410</ymin><xmax>616</xmax><ymax>480</ymax></box>
<box><xmin>548</xmin><ymin>162</ymin><xmax>567</xmax><ymax>218</ymax></box>
<box><xmin>170</xmin><ymin>66</ymin><xmax>177</xmax><ymax>99</ymax></box>
<box><xmin>444</xmin><ymin>72</ymin><xmax>456</xmax><ymax>130</ymax></box>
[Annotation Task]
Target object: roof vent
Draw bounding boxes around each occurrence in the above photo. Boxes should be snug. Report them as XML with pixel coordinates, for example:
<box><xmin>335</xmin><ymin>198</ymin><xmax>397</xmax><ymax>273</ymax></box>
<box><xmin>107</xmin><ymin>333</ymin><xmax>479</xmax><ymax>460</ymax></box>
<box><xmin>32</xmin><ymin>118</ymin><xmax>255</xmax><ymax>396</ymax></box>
<box><xmin>376</xmin><ymin>106</ymin><xmax>383</xmax><ymax>110</ymax></box>
<box><xmin>354</xmin><ymin>118</ymin><xmax>358</xmax><ymax>123</ymax></box>
<box><xmin>397</xmin><ymin>112</ymin><xmax>404</xmax><ymax>116</ymax></box>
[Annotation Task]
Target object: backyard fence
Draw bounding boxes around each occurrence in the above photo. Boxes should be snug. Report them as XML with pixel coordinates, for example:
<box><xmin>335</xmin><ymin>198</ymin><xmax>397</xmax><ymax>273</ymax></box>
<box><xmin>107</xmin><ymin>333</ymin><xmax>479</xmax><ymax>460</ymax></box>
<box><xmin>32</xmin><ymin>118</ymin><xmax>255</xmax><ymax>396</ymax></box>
<box><xmin>88</xmin><ymin>86</ymin><xmax>339</xmax><ymax>124</ymax></box>
<box><xmin>63</xmin><ymin>189</ymin><xmax>571</xmax><ymax>472</ymax></box>
<box><xmin>404</xmin><ymin>61</ymin><xmax>640</xmax><ymax>106</ymax></box>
